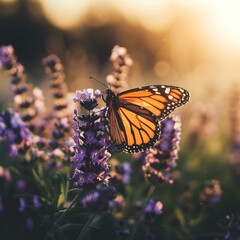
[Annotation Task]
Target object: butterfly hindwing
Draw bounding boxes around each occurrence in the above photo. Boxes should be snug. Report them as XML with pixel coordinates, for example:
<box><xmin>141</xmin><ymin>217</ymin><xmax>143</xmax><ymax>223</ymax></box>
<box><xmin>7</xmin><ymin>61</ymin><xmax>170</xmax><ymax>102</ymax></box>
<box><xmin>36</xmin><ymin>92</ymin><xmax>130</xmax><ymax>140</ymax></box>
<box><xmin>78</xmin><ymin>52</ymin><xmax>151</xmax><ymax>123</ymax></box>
<box><xmin>116</xmin><ymin>104</ymin><xmax>161</xmax><ymax>153</ymax></box>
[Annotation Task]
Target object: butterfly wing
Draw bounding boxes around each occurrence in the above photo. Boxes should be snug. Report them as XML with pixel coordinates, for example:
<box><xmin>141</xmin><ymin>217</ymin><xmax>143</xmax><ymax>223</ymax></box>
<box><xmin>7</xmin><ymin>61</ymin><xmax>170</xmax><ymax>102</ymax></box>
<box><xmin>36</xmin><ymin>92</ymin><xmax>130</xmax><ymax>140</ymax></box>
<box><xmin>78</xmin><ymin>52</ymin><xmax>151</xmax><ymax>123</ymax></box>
<box><xmin>107</xmin><ymin>85</ymin><xmax>189</xmax><ymax>153</ymax></box>
<box><xmin>107</xmin><ymin>99</ymin><xmax>161</xmax><ymax>153</ymax></box>
<box><xmin>118</xmin><ymin>85</ymin><xmax>190</xmax><ymax>121</ymax></box>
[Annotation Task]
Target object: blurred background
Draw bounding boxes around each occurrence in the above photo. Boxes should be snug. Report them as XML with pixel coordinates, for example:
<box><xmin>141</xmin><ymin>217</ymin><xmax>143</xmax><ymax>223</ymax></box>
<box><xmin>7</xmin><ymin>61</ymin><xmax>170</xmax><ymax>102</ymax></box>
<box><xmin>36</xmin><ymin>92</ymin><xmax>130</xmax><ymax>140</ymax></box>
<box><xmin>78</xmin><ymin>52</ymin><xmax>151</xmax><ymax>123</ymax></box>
<box><xmin>1</xmin><ymin>0</ymin><xmax>240</xmax><ymax>95</ymax></box>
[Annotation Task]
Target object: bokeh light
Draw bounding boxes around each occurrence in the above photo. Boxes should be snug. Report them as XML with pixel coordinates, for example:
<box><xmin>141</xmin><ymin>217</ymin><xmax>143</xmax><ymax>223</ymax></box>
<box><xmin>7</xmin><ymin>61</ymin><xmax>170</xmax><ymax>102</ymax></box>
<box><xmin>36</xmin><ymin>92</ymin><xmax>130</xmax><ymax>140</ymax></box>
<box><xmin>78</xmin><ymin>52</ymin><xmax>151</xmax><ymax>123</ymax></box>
<box><xmin>39</xmin><ymin>0</ymin><xmax>89</xmax><ymax>30</ymax></box>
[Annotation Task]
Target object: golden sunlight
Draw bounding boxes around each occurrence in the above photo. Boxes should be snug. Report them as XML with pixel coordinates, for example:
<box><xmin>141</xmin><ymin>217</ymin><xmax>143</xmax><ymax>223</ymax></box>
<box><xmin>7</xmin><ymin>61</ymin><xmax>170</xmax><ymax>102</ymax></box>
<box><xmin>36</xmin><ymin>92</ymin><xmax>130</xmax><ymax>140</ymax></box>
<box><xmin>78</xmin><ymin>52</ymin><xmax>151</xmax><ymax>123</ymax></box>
<box><xmin>39</xmin><ymin>0</ymin><xmax>89</xmax><ymax>30</ymax></box>
<box><xmin>206</xmin><ymin>1</ymin><xmax>240</xmax><ymax>51</ymax></box>
<box><xmin>172</xmin><ymin>0</ymin><xmax>240</xmax><ymax>52</ymax></box>
<box><xmin>112</xmin><ymin>0</ymin><xmax>174</xmax><ymax>32</ymax></box>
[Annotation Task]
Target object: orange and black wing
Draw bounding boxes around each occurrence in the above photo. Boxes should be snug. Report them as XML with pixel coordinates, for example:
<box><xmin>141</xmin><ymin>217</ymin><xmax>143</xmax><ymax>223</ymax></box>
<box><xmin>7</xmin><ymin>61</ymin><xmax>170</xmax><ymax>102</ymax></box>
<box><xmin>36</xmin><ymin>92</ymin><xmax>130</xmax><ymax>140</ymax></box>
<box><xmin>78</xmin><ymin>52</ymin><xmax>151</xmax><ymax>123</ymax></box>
<box><xmin>118</xmin><ymin>85</ymin><xmax>190</xmax><ymax>121</ymax></box>
<box><xmin>107</xmin><ymin>85</ymin><xmax>189</xmax><ymax>153</ymax></box>
<box><xmin>107</xmin><ymin>100</ymin><xmax>161</xmax><ymax>153</ymax></box>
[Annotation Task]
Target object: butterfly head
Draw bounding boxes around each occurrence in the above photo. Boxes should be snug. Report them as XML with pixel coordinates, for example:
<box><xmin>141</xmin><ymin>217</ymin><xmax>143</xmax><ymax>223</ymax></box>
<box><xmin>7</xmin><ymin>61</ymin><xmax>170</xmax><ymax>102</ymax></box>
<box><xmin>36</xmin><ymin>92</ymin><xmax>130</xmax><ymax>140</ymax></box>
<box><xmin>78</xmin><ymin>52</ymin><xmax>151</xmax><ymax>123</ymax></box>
<box><xmin>105</xmin><ymin>89</ymin><xmax>118</xmax><ymax>105</ymax></box>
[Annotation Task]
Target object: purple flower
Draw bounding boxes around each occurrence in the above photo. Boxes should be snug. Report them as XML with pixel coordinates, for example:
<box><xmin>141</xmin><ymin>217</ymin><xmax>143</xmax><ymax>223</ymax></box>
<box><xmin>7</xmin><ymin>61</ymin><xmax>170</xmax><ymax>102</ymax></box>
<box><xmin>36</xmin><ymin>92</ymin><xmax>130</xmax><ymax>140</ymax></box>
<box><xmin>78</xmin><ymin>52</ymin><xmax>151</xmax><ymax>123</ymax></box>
<box><xmin>0</xmin><ymin>45</ymin><xmax>38</xmax><ymax>127</ymax></box>
<box><xmin>73</xmin><ymin>91</ymin><xmax>83</xmax><ymax>103</ymax></box>
<box><xmin>73</xmin><ymin>89</ymin><xmax>101</xmax><ymax>111</ymax></box>
<box><xmin>85</xmin><ymin>172</ymin><xmax>98</xmax><ymax>185</ymax></box>
<box><xmin>42</xmin><ymin>54</ymin><xmax>61</xmax><ymax>71</ymax></box>
<box><xmin>81</xmin><ymin>186</ymin><xmax>116</xmax><ymax>211</ymax></box>
<box><xmin>90</xmin><ymin>149</ymin><xmax>101</xmax><ymax>163</ymax></box>
<box><xmin>33</xmin><ymin>195</ymin><xmax>41</xmax><ymax>209</ymax></box>
<box><xmin>144</xmin><ymin>199</ymin><xmax>163</xmax><ymax>216</ymax></box>
<box><xmin>41</xmin><ymin>54</ymin><xmax>74</xmax><ymax>166</ymax></box>
<box><xmin>94</xmin><ymin>89</ymin><xmax>101</xmax><ymax>98</ymax></box>
<box><xmin>16</xmin><ymin>179</ymin><xmax>27</xmax><ymax>192</ymax></box>
<box><xmin>71</xmin><ymin>89</ymin><xmax>111</xmax><ymax>188</ymax></box>
<box><xmin>142</xmin><ymin>199</ymin><xmax>163</xmax><ymax>222</ymax></box>
<box><xmin>19</xmin><ymin>198</ymin><xmax>26</xmax><ymax>212</ymax></box>
<box><xmin>0</xmin><ymin>45</ymin><xmax>15</xmax><ymax>69</ymax></box>
<box><xmin>81</xmin><ymin>191</ymin><xmax>100</xmax><ymax>205</ymax></box>
<box><xmin>111</xmin><ymin>160</ymin><xmax>131</xmax><ymax>185</ymax></box>
<box><xmin>84</xmin><ymin>130</ymin><xmax>98</xmax><ymax>144</ymax></box>
<box><xmin>10</xmin><ymin>144</ymin><xmax>19</xmax><ymax>156</ymax></box>
<box><xmin>72</xmin><ymin>170</ymin><xmax>86</xmax><ymax>187</ymax></box>
<box><xmin>106</xmin><ymin>45</ymin><xmax>133</xmax><ymax>94</ymax></box>
<box><xmin>122</xmin><ymin>163</ymin><xmax>131</xmax><ymax>184</ymax></box>
<box><xmin>72</xmin><ymin>170</ymin><xmax>97</xmax><ymax>187</ymax></box>
<box><xmin>142</xmin><ymin>116</ymin><xmax>181</xmax><ymax>184</ymax></box>
<box><xmin>0</xmin><ymin>110</ymin><xmax>33</xmax><ymax>158</ymax></box>
<box><xmin>73</xmin><ymin>146</ymin><xmax>86</xmax><ymax>163</ymax></box>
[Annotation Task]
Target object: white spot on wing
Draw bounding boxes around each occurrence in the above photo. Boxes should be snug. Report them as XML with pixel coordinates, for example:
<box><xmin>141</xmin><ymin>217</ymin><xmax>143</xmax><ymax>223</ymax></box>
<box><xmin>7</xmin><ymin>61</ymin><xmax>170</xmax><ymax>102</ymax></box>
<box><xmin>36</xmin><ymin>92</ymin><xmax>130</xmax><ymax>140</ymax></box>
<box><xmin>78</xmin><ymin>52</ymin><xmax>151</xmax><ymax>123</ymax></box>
<box><xmin>165</xmin><ymin>88</ymin><xmax>170</xmax><ymax>94</ymax></box>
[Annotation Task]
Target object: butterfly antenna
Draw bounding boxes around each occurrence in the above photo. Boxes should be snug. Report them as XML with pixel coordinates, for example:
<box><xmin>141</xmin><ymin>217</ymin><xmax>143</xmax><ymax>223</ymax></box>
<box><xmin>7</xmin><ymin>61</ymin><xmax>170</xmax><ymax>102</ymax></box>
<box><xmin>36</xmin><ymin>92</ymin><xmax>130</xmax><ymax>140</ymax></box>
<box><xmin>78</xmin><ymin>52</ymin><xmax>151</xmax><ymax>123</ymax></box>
<box><xmin>89</xmin><ymin>76</ymin><xmax>108</xmax><ymax>88</ymax></box>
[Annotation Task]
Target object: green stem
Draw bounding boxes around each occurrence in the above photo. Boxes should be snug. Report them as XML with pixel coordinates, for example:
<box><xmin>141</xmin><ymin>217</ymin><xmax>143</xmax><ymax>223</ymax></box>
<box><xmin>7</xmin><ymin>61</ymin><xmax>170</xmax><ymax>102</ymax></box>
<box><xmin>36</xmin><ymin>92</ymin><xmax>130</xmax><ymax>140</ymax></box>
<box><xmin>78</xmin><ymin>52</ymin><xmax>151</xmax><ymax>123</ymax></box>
<box><xmin>64</xmin><ymin>170</ymin><xmax>70</xmax><ymax>204</ymax></box>
<box><xmin>77</xmin><ymin>214</ymin><xmax>95</xmax><ymax>240</ymax></box>
<box><xmin>55</xmin><ymin>192</ymin><xmax>81</xmax><ymax>227</ymax></box>
<box><xmin>145</xmin><ymin>185</ymin><xmax>156</xmax><ymax>201</ymax></box>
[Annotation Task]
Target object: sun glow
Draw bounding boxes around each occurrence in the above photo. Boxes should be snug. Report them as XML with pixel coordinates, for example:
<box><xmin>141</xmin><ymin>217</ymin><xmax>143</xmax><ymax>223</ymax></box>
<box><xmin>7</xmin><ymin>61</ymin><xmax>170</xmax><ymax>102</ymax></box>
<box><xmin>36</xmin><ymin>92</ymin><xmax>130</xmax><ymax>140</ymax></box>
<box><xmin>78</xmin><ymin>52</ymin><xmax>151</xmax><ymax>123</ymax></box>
<box><xmin>39</xmin><ymin>0</ymin><xmax>89</xmax><ymax>30</ymax></box>
<box><xmin>206</xmin><ymin>1</ymin><xmax>240</xmax><ymax>51</ymax></box>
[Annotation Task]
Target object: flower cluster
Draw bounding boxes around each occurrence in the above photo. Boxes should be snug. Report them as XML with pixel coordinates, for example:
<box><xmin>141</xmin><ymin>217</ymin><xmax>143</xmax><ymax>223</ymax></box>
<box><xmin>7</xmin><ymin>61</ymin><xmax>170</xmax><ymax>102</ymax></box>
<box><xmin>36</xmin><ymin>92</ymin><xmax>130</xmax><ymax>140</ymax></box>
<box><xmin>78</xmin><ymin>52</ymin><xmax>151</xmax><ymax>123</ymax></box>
<box><xmin>142</xmin><ymin>116</ymin><xmax>181</xmax><ymax>184</ymax></box>
<box><xmin>110</xmin><ymin>159</ymin><xmax>131</xmax><ymax>185</ymax></box>
<box><xmin>142</xmin><ymin>199</ymin><xmax>163</xmax><ymax>221</ymax></box>
<box><xmin>0</xmin><ymin>109</ymin><xmax>33</xmax><ymax>158</ymax></box>
<box><xmin>0</xmin><ymin>45</ymin><xmax>38</xmax><ymax>129</ymax></box>
<box><xmin>71</xmin><ymin>89</ymin><xmax>111</xmax><ymax>187</ymax></box>
<box><xmin>106</xmin><ymin>45</ymin><xmax>133</xmax><ymax>94</ymax></box>
<box><xmin>81</xmin><ymin>186</ymin><xmax>116</xmax><ymax>211</ymax></box>
<box><xmin>41</xmin><ymin>54</ymin><xmax>75</xmax><ymax>165</ymax></box>
<box><xmin>42</xmin><ymin>54</ymin><xmax>71</xmax><ymax>119</ymax></box>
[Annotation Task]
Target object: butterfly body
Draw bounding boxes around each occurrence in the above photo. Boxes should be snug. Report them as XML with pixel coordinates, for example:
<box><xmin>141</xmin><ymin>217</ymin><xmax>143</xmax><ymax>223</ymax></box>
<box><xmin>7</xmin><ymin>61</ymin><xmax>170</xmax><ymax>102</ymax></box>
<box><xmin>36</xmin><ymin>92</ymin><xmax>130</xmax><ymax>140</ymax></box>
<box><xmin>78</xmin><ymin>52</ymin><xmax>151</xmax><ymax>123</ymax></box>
<box><xmin>105</xmin><ymin>85</ymin><xmax>190</xmax><ymax>153</ymax></box>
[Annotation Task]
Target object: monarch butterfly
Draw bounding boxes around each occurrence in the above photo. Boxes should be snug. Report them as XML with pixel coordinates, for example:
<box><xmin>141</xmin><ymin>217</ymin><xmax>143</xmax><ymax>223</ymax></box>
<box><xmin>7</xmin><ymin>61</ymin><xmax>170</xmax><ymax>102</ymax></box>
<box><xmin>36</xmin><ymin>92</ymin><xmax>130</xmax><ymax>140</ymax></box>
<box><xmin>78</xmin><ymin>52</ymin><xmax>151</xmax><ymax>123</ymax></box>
<box><xmin>105</xmin><ymin>85</ymin><xmax>190</xmax><ymax>153</ymax></box>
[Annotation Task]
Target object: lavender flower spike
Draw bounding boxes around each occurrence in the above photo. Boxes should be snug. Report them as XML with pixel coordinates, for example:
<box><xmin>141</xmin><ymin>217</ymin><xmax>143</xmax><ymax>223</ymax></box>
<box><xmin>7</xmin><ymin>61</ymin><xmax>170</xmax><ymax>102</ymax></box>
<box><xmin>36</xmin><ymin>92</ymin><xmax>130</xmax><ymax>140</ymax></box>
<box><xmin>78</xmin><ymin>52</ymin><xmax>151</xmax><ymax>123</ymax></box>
<box><xmin>0</xmin><ymin>45</ymin><xmax>37</xmax><ymax>126</ymax></box>
<box><xmin>106</xmin><ymin>45</ymin><xmax>133</xmax><ymax>94</ymax></box>
<box><xmin>71</xmin><ymin>89</ymin><xmax>111</xmax><ymax>187</ymax></box>
<box><xmin>73</xmin><ymin>88</ymin><xmax>101</xmax><ymax>111</ymax></box>
<box><xmin>143</xmin><ymin>115</ymin><xmax>181</xmax><ymax>185</ymax></box>
<box><xmin>81</xmin><ymin>186</ymin><xmax>116</xmax><ymax>211</ymax></box>
<box><xmin>0</xmin><ymin>109</ymin><xmax>33</xmax><ymax>158</ymax></box>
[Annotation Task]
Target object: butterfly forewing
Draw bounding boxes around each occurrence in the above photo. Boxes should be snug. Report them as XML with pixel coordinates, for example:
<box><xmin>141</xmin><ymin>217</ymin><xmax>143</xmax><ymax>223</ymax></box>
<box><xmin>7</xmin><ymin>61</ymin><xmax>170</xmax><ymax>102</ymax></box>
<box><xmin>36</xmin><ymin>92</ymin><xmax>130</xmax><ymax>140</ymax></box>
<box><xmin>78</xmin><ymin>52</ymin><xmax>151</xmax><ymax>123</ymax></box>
<box><xmin>118</xmin><ymin>85</ymin><xmax>189</xmax><ymax>121</ymax></box>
